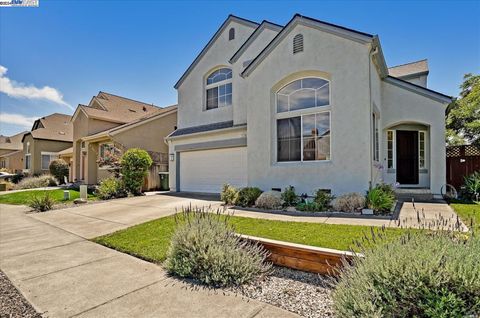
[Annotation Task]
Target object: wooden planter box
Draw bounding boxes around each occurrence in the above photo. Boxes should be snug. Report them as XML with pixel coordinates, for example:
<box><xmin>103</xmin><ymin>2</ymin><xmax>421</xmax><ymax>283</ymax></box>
<box><xmin>239</xmin><ymin>234</ymin><xmax>360</xmax><ymax>276</ymax></box>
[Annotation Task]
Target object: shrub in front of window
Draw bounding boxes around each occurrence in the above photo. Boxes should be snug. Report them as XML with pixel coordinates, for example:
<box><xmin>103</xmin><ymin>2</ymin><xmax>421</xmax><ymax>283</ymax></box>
<box><xmin>120</xmin><ymin>148</ymin><xmax>153</xmax><ymax>195</ymax></box>
<box><xmin>255</xmin><ymin>191</ymin><xmax>283</xmax><ymax>210</ymax></box>
<box><xmin>28</xmin><ymin>191</ymin><xmax>55</xmax><ymax>212</ymax></box>
<box><xmin>314</xmin><ymin>190</ymin><xmax>335</xmax><ymax>211</ymax></box>
<box><xmin>49</xmin><ymin>159</ymin><xmax>69</xmax><ymax>184</ymax></box>
<box><xmin>332</xmin><ymin>193</ymin><xmax>365</xmax><ymax>212</ymax></box>
<box><xmin>281</xmin><ymin>185</ymin><xmax>299</xmax><ymax>207</ymax></box>
<box><xmin>220</xmin><ymin>183</ymin><xmax>239</xmax><ymax>205</ymax></box>
<box><xmin>236</xmin><ymin>187</ymin><xmax>263</xmax><ymax>207</ymax></box>
<box><xmin>96</xmin><ymin>177</ymin><xmax>127</xmax><ymax>200</ymax></box>
<box><xmin>11</xmin><ymin>172</ymin><xmax>24</xmax><ymax>184</ymax></box>
<box><xmin>366</xmin><ymin>186</ymin><xmax>395</xmax><ymax>214</ymax></box>
<box><xmin>15</xmin><ymin>174</ymin><xmax>58</xmax><ymax>190</ymax></box>
<box><xmin>333</xmin><ymin>229</ymin><xmax>480</xmax><ymax>317</ymax></box>
<box><xmin>165</xmin><ymin>207</ymin><xmax>271</xmax><ymax>287</ymax></box>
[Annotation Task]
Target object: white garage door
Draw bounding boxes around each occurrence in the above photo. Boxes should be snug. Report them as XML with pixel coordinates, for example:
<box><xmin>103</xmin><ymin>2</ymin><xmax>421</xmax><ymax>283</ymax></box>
<box><xmin>180</xmin><ymin>147</ymin><xmax>247</xmax><ymax>193</ymax></box>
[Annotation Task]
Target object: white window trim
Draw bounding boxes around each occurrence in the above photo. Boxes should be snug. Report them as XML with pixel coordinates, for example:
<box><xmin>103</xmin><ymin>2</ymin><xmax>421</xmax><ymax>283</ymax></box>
<box><xmin>418</xmin><ymin>130</ymin><xmax>427</xmax><ymax>170</ymax></box>
<box><xmin>274</xmin><ymin>77</ymin><xmax>332</xmax><ymax>164</ymax></box>
<box><xmin>373</xmin><ymin>113</ymin><xmax>379</xmax><ymax>162</ymax></box>
<box><xmin>204</xmin><ymin>68</ymin><xmax>233</xmax><ymax>111</ymax></box>
<box><xmin>386</xmin><ymin>130</ymin><xmax>396</xmax><ymax>170</ymax></box>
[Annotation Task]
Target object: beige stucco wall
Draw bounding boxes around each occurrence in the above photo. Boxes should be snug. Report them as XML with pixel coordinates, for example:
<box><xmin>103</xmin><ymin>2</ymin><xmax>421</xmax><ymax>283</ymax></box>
<box><xmin>245</xmin><ymin>24</ymin><xmax>372</xmax><ymax>195</ymax></box>
<box><xmin>72</xmin><ymin>110</ymin><xmax>121</xmax><ymax>181</ymax></box>
<box><xmin>23</xmin><ymin>134</ymin><xmax>72</xmax><ymax>175</ymax></box>
<box><xmin>0</xmin><ymin>151</ymin><xmax>23</xmax><ymax>172</ymax></box>
<box><xmin>381</xmin><ymin>80</ymin><xmax>446</xmax><ymax>195</ymax></box>
<box><xmin>176</xmin><ymin>21</ymin><xmax>256</xmax><ymax>128</ymax></box>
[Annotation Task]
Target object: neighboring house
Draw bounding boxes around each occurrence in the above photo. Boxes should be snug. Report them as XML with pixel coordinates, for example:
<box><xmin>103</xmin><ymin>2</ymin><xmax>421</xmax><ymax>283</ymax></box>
<box><xmin>21</xmin><ymin>113</ymin><xmax>73</xmax><ymax>175</ymax></box>
<box><xmin>166</xmin><ymin>14</ymin><xmax>451</xmax><ymax>197</ymax></box>
<box><xmin>71</xmin><ymin>91</ymin><xmax>177</xmax><ymax>188</ymax></box>
<box><xmin>0</xmin><ymin>131</ymin><xmax>28</xmax><ymax>172</ymax></box>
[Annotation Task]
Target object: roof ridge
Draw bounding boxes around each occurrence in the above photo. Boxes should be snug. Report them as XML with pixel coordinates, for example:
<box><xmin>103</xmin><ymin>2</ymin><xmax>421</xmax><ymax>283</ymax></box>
<box><xmin>389</xmin><ymin>59</ymin><xmax>428</xmax><ymax>69</ymax></box>
<box><xmin>98</xmin><ymin>91</ymin><xmax>160</xmax><ymax>108</ymax></box>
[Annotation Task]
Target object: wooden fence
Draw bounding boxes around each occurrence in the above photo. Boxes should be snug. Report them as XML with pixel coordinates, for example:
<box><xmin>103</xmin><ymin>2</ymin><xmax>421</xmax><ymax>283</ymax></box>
<box><xmin>240</xmin><ymin>235</ymin><xmax>358</xmax><ymax>275</ymax></box>
<box><xmin>446</xmin><ymin>145</ymin><xmax>480</xmax><ymax>190</ymax></box>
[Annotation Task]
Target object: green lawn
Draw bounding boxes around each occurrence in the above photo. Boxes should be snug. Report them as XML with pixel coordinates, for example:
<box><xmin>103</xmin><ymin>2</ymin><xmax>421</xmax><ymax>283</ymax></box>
<box><xmin>0</xmin><ymin>189</ymin><xmax>95</xmax><ymax>205</ymax></box>
<box><xmin>93</xmin><ymin>214</ymin><xmax>405</xmax><ymax>263</ymax></box>
<box><xmin>450</xmin><ymin>200</ymin><xmax>480</xmax><ymax>231</ymax></box>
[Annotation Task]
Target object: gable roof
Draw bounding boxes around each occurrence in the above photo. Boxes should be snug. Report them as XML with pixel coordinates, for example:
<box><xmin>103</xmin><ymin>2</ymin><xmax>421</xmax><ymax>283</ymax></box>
<box><xmin>0</xmin><ymin>131</ymin><xmax>28</xmax><ymax>151</ymax></box>
<box><xmin>388</xmin><ymin>59</ymin><xmax>429</xmax><ymax>78</ymax></box>
<box><xmin>73</xmin><ymin>91</ymin><xmax>163</xmax><ymax>124</ymax></box>
<box><xmin>82</xmin><ymin>104</ymin><xmax>177</xmax><ymax>141</ymax></box>
<box><xmin>384</xmin><ymin>75</ymin><xmax>451</xmax><ymax>104</ymax></box>
<box><xmin>241</xmin><ymin>14</ymin><xmax>374</xmax><ymax>78</ymax></box>
<box><xmin>229</xmin><ymin>20</ymin><xmax>283</xmax><ymax>63</ymax></box>
<box><xmin>23</xmin><ymin>113</ymin><xmax>73</xmax><ymax>142</ymax></box>
<box><xmin>174</xmin><ymin>14</ymin><xmax>259</xmax><ymax>89</ymax></box>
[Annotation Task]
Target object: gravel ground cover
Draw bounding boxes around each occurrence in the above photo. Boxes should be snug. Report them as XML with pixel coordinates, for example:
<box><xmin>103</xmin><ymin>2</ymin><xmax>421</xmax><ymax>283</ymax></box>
<box><xmin>0</xmin><ymin>270</ymin><xmax>43</xmax><ymax>318</ymax></box>
<box><xmin>233</xmin><ymin>266</ymin><xmax>335</xmax><ymax>318</ymax></box>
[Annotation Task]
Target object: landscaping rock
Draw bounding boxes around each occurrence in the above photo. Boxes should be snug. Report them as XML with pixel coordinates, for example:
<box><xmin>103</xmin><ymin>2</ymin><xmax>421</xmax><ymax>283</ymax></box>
<box><xmin>73</xmin><ymin>198</ymin><xmax>87</xmax><ymax>204</ymax></box>
<box><xmin>0</xmin><ymin>270</ymin><xmax>43</xmax><ymax>318</ymax></box>
<box><xmin>233</xmin><ymin>266</ymin><xmax>334</xmax><ymax>318</ymax></box>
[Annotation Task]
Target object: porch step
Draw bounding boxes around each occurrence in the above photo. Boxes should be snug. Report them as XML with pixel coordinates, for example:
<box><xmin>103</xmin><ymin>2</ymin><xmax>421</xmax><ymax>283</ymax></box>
<box><xmin>394</xmin><ymin>188</ymin><xmax>433</xmax><ymax>202</ymax></box>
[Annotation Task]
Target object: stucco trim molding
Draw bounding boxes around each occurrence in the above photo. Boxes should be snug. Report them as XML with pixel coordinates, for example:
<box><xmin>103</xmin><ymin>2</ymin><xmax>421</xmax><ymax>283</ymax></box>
<box><xmin>384</xmin><ymin>76</ymin><xmax>452</xmax><ymax>104</ymax></box>
<box><xmin>174</xmin><ymin>137</ymin><xmax>247</xmax><ymax>152</ymax></box>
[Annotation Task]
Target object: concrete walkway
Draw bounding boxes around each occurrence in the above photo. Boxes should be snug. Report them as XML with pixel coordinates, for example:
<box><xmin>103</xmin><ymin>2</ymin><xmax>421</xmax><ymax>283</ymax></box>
<box><xmin>0</xmin><ymin>203</ymin><xmax>297</xmax><ymax>318</ymax></box>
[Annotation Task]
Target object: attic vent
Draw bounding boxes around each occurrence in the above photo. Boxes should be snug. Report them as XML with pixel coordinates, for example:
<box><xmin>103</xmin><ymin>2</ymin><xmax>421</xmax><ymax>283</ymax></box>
<box><xmin>142</xmin><ymin>106</ymin><xmax>147</xmax><ymax>112</ymax></box>
<box><xmin>229</xmin><ymin>27</ymin><xmax>235</xmax><ymax>41</ymax></box>
<box><xmin>293</xmin><ymin>34</ymin><xmax>304</xmax><ymax>54</ymax></box>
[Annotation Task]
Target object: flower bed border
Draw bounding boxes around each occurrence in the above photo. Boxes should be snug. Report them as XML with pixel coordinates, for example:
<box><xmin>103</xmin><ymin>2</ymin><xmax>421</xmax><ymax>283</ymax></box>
<box><xmin>231</xmin><ymin>201</ymin><xmax>401</xmax><ymax>220</ymax></box>
<box><xmin>239</xmin><ymin>234</ymin><xmax>361</xmax><ymax>275</ymax></box>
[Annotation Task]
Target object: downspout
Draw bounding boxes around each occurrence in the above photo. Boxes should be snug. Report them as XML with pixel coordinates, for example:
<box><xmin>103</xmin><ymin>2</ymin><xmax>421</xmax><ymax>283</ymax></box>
<box><xmin>368</xmin><ymin>44</ymin><xmax>379</xmax><ymax>189</ymax></box>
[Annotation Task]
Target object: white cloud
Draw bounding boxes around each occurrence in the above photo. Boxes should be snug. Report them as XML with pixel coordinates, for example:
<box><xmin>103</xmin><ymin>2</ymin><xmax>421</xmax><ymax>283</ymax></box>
<box><xmin>0</xmin><ymin>65</ymin><xmax>73</xmax><ymax>110</ymax></box>
<box><xmin>0</xmin><ymin>112</ymin><xmax>38</xmax><ymax>128</ymax></box>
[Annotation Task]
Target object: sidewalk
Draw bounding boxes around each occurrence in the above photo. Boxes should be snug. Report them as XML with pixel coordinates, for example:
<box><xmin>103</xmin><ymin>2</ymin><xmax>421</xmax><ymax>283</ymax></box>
<box><xmin>0</xmin><ymin>204</ymin><xmax>297</xmax><ymax>318</ymax></box>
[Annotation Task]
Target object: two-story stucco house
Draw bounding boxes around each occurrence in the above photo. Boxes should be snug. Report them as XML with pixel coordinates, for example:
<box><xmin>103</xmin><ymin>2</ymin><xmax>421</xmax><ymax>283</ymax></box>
<box><xmin>166</xmin><ymin>14</ymin><xmax>451</xmax><ymax>198</ymax></box>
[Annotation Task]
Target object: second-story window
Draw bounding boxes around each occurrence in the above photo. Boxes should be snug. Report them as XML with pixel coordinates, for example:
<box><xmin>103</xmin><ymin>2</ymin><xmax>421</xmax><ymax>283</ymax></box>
<box><xmin>206</xmin><ymin>68</ymin><xmax>232</xmax><ymax>110</ymax></box>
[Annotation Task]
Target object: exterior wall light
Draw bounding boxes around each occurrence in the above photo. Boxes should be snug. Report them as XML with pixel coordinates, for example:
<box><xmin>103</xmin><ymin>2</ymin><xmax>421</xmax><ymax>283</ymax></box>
<box><xmin>169</xmin><ymin>153</ymin><xmax>175</xmax><ymax>161</ymax></box>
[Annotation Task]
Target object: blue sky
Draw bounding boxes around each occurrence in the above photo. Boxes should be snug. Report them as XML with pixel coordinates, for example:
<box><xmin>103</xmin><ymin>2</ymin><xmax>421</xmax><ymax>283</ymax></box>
<box><xmin>0</xmin><ymin>0</ymin><xmax>479</xmax><ymax>136</ymax></box>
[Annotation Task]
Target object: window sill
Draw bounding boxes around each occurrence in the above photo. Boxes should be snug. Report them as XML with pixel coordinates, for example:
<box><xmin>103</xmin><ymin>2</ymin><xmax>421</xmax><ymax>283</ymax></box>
<box><xmin>273</xmin><ymin>160</ymin><xmax>332</xmax><ymax>166</ymax></box>
<box><xmin>204</xmin><ymin>105</ymin><xmax>233</xmax><ymax>112</ymax></box>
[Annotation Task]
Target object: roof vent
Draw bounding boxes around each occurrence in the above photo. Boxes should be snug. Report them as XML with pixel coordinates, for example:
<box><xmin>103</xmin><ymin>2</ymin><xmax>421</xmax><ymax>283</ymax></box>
<box><xmin>293</xmin><ymin>34</ymin><xmax>304</xmax><ymax>54</ymax></box>
<box><xmin>143</xmin><ymin>106</ymin><xmax>147</xmax><ymax>112</ymax></box>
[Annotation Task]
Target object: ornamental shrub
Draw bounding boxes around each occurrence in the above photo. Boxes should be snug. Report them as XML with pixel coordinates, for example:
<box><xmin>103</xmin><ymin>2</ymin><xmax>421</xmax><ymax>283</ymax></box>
<box><xmin>255</xmin><ymin>191</ymin><xmax>282</xmax><ymax>209</ymax></box>
<box><xmin>49</xmin><ymin>159</ymin><xmax>69</xmax><ymax>184</ymax></box>
<box><xmin>366</xmin><ymin>186</ymin><xmax>395</xmax><ymax>214</ymax></box>
<box><xmin>463</xmin><ymin>171</ymin><xmax>480</xmax><ymax>201</ymax></box>
<box><xmin>220</xmin><ymin>184</ymin><xmax>239</xmax><ymax>205</ymax></box>
<box><xmin>333</xmin><ymin>229</ymin><xmax>480</xmax><ymax>317</ymax></box>
<box><xmin>28</xmin><ymin>192</ymin><xmax>55</xmax><ymax>212</ymax></box>
<box><xmin>296</xmin><ymin>201</ymin><xmax>322</xmax><ymax>212</ymax></box>
<box><xmin>236</xmin><ymin>187</ymin><xmax>263</xmax><ymax>207</ymax></box>
<box><xmin>281</xmin><ymin>185</ymin><xmax>299</xmax><ymax>207</ymax></box>
<box><xmin>165</xmin><ymin>207</ymin><xmax>271</xmax><ymax>287</ymax></box>
<box><xmin>332</xmin><ymin>192</ymin><xmax>365</xmax><ymax>212</ymax></box>
<box><xmin>120</xmin><ymin>148</ymin><xmax>153</xmax><ymax>195</ymax></box>
<box><xmin>16</xmin><ymin>174</ymin><xmax>58</xmax><ymax>189</ymax></box>
<box><xmin>96</xmin><ymin>177</ymin><xmax>127</xmax><ymax>200</ymax></box>
<box><xmin>11</xmin><ymin>173</ymin><xmax>24</xmax><ymax>184</ymax></box>
<box><xmin>313</xmin><ymin>190</ymin><xmax>335</xmax><ymax>211</ymax></box>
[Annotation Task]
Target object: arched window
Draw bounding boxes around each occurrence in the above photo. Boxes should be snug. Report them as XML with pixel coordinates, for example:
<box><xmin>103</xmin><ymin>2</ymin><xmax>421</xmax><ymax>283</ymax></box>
<box><xmin>229</xmin><ymin>27</ymin><xmax>235</xmax><ymax>40</ymax></box>
<box><xmin>293</xmin><ymin>34</ymin><xmax>304</xmax><ymax>54</ymax></box>
<box><xmin>276</xmin><ymin>77</ymin><xmax>330</xmax><ymax>162</ymax></box>
<box><xmin>206</xmin><ymin>68</ymin><xmax>232</xmax><ymax>110</ymax></box>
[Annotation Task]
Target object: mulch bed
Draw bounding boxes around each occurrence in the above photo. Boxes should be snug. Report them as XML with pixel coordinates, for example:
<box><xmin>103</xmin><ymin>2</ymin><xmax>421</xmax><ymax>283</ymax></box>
<box><xmin>0</xmin><ymin>270</ymin><xmax>43</xmax><ymax>318</ymax></box>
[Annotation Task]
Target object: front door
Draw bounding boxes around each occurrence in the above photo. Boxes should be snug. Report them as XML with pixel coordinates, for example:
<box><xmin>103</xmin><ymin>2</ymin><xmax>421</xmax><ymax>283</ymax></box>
<box><xmin>396</xmin><ymin>130</ymin><xmax>419</xmax><ymax>184</ymax></box>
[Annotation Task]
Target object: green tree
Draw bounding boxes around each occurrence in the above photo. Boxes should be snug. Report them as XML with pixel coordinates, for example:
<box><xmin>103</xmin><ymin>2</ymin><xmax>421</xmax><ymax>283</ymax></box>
<box><xmin>120</xmin><ymin>148</ymin><xmax>153</xmax><ymax>195</ymax></box>
<box><xmin>446</xmin><ymin>73</ymin><xmax>480</xmax><ymax>146</ymax></box>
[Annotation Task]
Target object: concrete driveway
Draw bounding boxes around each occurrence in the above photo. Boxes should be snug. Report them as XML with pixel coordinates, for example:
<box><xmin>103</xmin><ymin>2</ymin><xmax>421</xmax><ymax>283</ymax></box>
<box><xmin>0</xmin><ymin>199</ymin><xmax>298</xmax><ymax>318</ymax></box>
<box><xmin>29</xmin><ymin>193</ymin><xmax>223</xmax><ymax>239</ymax></box>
